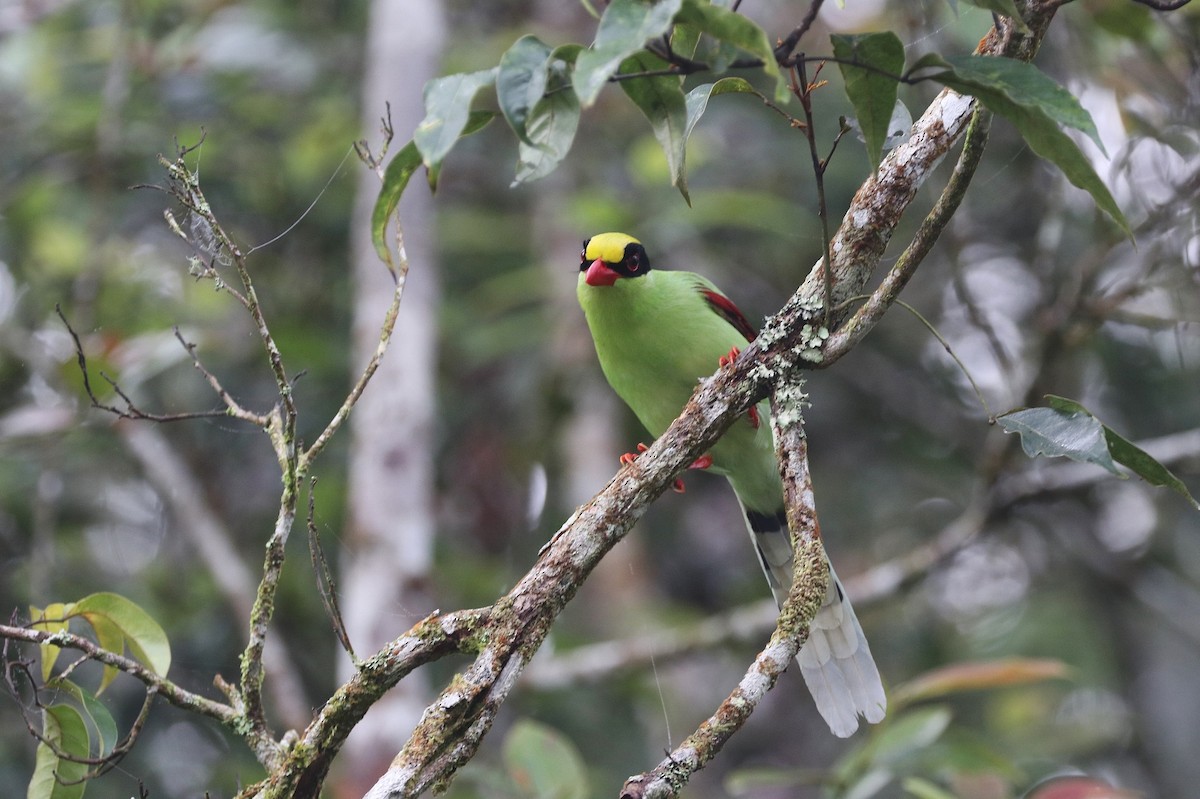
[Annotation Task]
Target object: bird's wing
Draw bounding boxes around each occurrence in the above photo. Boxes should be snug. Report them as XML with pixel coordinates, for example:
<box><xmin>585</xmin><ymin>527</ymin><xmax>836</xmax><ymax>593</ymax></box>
<box><xmin>699</xmin><ymin>288</ymin><xmax>757</xmax><ymax>343</ymax></box>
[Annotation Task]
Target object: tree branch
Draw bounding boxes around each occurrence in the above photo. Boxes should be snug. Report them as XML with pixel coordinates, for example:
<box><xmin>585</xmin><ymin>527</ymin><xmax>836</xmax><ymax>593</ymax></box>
<box><xmin>357</xmin><ymin>5</ymin><xmax>1067</xmax><ymax>797</ymax></box>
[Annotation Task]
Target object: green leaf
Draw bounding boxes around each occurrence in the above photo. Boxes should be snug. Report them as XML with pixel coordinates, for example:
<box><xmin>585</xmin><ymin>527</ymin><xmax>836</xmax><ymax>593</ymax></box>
<box><xmin>959</xmin><ymin>0</ymin><xmax>1030</xmax><ymax>33</ymax></box>
<box><xmin>28</xmin><ymin>704</ymin><xmax>88</xmax><ymax>799</ymax></box>
<box><xmin>29</xmin><ymin>603</ymin><xmax>71</xmax><ymax>682</ymax></box>
<box><xmin>919</xmin><ymin>54</ymin><xmax>1130</xmax><ymax>238</ymax></box>
<box><xmin>998</xmin><ymin>404</ymin><xmax>1120</xmax><ymax>475</ymax></box>
<box><xmin>943</xmin><ymin>55</ymin><xmax>1104</xmax><ymax>152</ymax></box>
<box><xmin>502</xmin><ymin>719</ymin><xmax>588</xmax><ymax>799</ymax></box>
<box><xmin>619</xmin><ymin>51</ymin><xmax>690</xmax><ymax>203</ymax></box>
<box><xmin>497</xmin><ymin>36</ymin><xmax>554</xmax><ymax>145</ymax></box>
<box><xmin>903</xmin><ymin>777</ymin><xmax>960</xmax><ymax>799</ymax></box>
<box><xmin>573</xmin><ymin>0</ymin><xmax>683</xmax><ymax>107</ymax></box>
<box><xmin>413</xmin><ymin>68</ymin><xmax>498</xmax><ymax>171</ymax></box>
<box><xmin>677</xmin><ymin>0</ymin><xmax>785</xmax><ymax>100</ymax></box>
<box><xmin>73</xmin><ymin>592</ymin><xmax>171</xmax><ymax>677</ymax></box>
<box><xmin>1047</xmin><ymin>395</ymin><xmax>1200</xmax><ymax>508</ymax></box>
<box><xmin>371</xmin><ymin>112</ymin><xmax>495</xmax><ymax>268</ymax></box>
<box><xmin>676</xmin><ymin>0</ymin><xmax>777</xmax><ymax>74</ymax></box>
<box><xmin>685</xmin><ymin>77</ymin><xmax>759</xmax><ymax>142</ymax></box>
<box><xmin>670</xmin><ymin>20</ymin><xmax>701</xmax><ymax>60</ymax></box>
<box><xmin>48</xmin><ymin>679</ymin><xmax>118</xmax><ymax>755</ymax></box>
<box><xmin>82</xmin><ymin>610</ymin><xmax>122</xmax><ymax>694</ymax></box>
<box><xmin>835</xmin><ymin>707</ymin><xmax>953</xmax><ymax>798</ymax></box>
<box><xmin>513</xmin><ymin>84</ymin><xmax>582</xmax><ymax>185</ymax></box>
<box><xmin>831</xmin><ymin>32</ymin><xmax>906</xmax><ymax>172</ymax></box>
<box><xmin>871</xmin><ymin>706</ymin><xmax>954</xmax><ymax>767</ymax></box>
<box><xmin>1000</xmin><ymin>396</ymin><xmax>1199</xmax><ymax>508</ymax></box>
<box><xmin>844</xmin><ymin>769</ymin><xmax>896</xmax><ymax>799</ymax></box>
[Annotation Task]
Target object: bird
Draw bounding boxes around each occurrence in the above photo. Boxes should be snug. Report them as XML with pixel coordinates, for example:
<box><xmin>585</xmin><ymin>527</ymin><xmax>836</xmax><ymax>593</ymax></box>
<box><xmin>576</xmin><ymin>231</ymin><xmax>886</xmax><ymax>737</ymax></box>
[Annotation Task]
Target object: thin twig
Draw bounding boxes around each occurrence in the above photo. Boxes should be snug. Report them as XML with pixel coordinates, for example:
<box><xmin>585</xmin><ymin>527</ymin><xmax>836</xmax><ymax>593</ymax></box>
<box><xmin>0</xmin><ymin>624</ymin><xmax>242</xmax><ymax>730</ymax></box>
<box><xmin>775</xmin><ymin>0</ymin><xmax>827</xmax><ymax>64</ymax></box>
<box><xmin>820</xmin><ymin>106</ymin><xmax>993</xmax><ymax>365</ymax></box>
<box><xmin>793</xmin><ymin>60</ymin><xmax>836</xmax><ymax>327</ymax></box>
<box><xmin>307</xmin><ymin>478</ymin><xmax>355</xmax><ymax>661</ymax></box>
<box><xmin>55</xmin><ymin>305</ymin><xmax>238</xmax><ymax>423</ymax></box>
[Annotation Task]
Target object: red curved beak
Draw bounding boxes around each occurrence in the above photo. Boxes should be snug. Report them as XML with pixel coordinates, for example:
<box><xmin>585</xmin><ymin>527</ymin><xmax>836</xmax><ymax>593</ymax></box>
<box><xmin>584</xmin><ymin>259</ymin><xmax>621</xmax><ymax>287</ymax></box>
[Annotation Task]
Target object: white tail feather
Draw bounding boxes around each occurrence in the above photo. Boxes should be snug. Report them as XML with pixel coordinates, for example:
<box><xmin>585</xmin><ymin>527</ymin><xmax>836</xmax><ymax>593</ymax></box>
<box><xmin>739</xmin><ymin>500</ymin><xmax>886</xmax><ymax>737</ymax></box>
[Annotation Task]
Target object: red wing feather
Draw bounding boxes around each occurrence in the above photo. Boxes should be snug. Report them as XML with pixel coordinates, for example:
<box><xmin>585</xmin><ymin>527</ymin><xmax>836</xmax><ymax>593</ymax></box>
<box><xmin>701</xmin><ymin>289</ymin><xmax>757</xmax><ymax>343</ymax></box>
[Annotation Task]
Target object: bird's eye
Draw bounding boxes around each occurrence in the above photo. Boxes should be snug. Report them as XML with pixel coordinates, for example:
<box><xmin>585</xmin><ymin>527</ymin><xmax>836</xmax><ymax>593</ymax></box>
<box><xmin>627</xmin><ymin>254</ymin><xmax>640</xmax><ymax>272</ymax></box>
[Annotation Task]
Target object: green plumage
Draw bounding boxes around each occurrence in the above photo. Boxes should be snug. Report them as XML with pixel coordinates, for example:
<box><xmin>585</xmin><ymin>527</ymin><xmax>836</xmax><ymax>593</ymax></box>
<box><xmin>576</xmin><ymin>267</ymin><xmax>780</xmax><ymax>514</ymax></box>
<box><xmin>576</xmin><ymin>231</ymin><xmax>887</xmax><ymax>738</ymax></box>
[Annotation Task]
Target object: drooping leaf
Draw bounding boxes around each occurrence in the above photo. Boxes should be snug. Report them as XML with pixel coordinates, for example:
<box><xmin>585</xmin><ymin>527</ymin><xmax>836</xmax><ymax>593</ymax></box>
<box><xmin>999</xmin><ymin>405</ymin><xmax>1119</xmax><ymax>473</ymax></box>
<box><xmin>497</xmin><ymin>36</ymin><xmax>554</xmax><ymax>145</ymax></box>
<box><xmin>502</xmin><ymin>719</ymin><xmax>588</xmax><ymax>799</ymax></box>
<box><xmin>413</xmin><ymin>68</ymin><xmax>498</xmax><ymax>171</ymax></box>
<box><xmin>680</xmin><ymin>0</ymin><xmax>788</xmax><ymax>101</ymax></box>
<box><xmin>999</xmin><ymin>396</ymin><xmax>1199</xmax><ymax>508</ymax></box>
<box><xmin>670</xmin><ymin>19</ymin><xmax>701</xmax><ymax>60</ymax></box>
<box><xmin>28</xmin><ymin>704</ymin><xmax>88</xmax><ymax>799</ymax></box>
<box><xmin>916</xmin><ymin>54</ymin><xmax>1130</xmax><ymax>237</ymax></box>
<box><xmin>48</xmin><ymin>679</ymin><xmax>118</xmax><ymax>755</ymax></box>
<box><xmin>831</xmin><ymin>32</ymin><xmax>906</xmax><ymax>171</ymax></box>
<box><xmin>513</xmin><ymin>84</ymin><xmax>582</xmax><ymax>185</ymax></box>
<box><xmin>835</xmin><ymin>707</ymin><xmax>953</xmax><ymax>798</ymax></box>
<box><xmin>573</xmin><ymin>0</ymin><xmax>683</xmax><ymax>107</ymax></box>
<box><xmin>371</xmin><ymin>112</ymin><xmax>495</xmax><ymax>267</ymax></box>
<box><xmin>685</xmin><ymin>77</ymin><xmax>759</xmax><ymax>146</ymax></box>
<box><xmin>1046</xmin><ymin>395</ymin><xmax>1200</xmax><ymax>508</ymax></box>
<box><xmin>870</xmin><ymin>707</ymin><xmax>955</xmax><ymax>766</ymax></box>
<box><xmin>942</xmin><ymin>55</ymin><xmax>1104</xmax><ymax>151</ymax></box>
<box><xmin>81</xmin><ymin>611</ymin><xmax>122</xmax><ymax>694</ymax></box>
<box><xmin>619</xmin><ymin>51</ymin><xmax>690</xmax><ymax>202</ymax></box>
<box><xmin>892</xmin><ymin>658</ymin><xmax>1070</xmax><ymax>708</ymax></box>
<box><xmin>73</xmin><ymin>592</ymin><xmax>171</xmax><ymax>677</ymax></box>
<box><xmin>29</xmin><ymin>603</ymin><xmax>71</xmax><ymax>682</ymax></box>
<box><xmin>676</xmin><ymin>0</ymin><xmax>778</xmax><ymax>75</ymax></box>
<box><xmin>958</xmin><ymin>0</ymin><xmax>1030</xmax><ymax>33</ymax></box>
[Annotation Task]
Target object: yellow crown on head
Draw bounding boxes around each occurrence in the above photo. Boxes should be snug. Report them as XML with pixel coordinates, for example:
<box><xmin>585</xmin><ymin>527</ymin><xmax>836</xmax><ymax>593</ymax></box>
<box><xmin>585</xmin><ymin>232</ymin><xmax>641</xmax><ymax>264</ymax></box>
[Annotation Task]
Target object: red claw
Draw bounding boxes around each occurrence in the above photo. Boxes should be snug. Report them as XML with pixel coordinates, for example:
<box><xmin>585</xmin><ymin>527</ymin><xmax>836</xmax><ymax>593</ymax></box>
<box><xmin>622</xmin><ymin>445</ymin><xmax>714</xmax><ymax>494</ymax></box>
<box><xmin>619</xmin><ymin>442</ymin><xmax>650</xmax><ymax>466</ymax></box>
<box><xmin>719</xmin><ymin>346</ymin><xmax>741</xmax><ymax>368</ymax></box>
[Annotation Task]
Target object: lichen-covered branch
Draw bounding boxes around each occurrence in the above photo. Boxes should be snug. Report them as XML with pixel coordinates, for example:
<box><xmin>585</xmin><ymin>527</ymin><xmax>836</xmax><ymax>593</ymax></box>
<box><xmin>619</xmin><ymin>376</ymin><xmax>827</xmax><ymax>799</ymax></box>
<box><xmin>358</xmin><ymin>6</ymin><xmax>1067</xmax><ymax>798</ymax></box>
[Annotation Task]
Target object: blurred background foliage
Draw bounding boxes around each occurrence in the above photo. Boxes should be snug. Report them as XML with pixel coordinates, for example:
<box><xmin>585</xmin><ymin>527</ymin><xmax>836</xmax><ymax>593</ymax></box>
<box><xmin>1</xmin><ymin>1</ymin><xmax>1198</xmax><ymax>798</ymax></box>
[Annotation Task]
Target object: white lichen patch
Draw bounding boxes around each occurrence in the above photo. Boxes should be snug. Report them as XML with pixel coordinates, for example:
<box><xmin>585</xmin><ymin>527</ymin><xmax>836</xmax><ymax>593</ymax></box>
<box><xmin>771</xmin><ymin>378</ymin><xmax>810</xmax><ymax>429</ymax></box>
<box><xmin>940</xmin><ymin>91</ymin><xmax>975</xmax><ymax>131</ymax></box>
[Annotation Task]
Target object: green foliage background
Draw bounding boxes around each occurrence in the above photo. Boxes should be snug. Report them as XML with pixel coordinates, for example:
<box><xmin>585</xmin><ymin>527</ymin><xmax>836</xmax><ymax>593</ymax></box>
<box><xmin>1</xmin><ymin>1</ymin><xmax>1198</xmax><ymax>797</ymax></box>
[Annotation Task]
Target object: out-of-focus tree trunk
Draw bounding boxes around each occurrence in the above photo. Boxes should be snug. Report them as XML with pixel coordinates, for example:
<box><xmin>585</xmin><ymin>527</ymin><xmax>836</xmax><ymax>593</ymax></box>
<box><xmin>333</xmin><ymin>1</ymin><xmax>443</xmax><ymax>794</ymax></box>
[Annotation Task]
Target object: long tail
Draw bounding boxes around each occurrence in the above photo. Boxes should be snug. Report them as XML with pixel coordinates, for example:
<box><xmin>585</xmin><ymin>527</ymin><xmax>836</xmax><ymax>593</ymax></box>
<box><xmin>743</xmin><ymin>506</ymin><xmax>887</xmax><ymax>738</ymax></box>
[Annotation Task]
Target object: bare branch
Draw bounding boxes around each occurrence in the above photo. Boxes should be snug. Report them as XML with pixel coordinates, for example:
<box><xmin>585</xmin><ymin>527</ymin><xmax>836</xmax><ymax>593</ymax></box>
<box><xmin>56</xmin><ymin>305</ymin><xmax>235</xmax><ymax>423</ymax></box>
<box><xmin>621</xmin><ymin>377</ymin><xmax>828</xmax><ymax>798</ymax></box>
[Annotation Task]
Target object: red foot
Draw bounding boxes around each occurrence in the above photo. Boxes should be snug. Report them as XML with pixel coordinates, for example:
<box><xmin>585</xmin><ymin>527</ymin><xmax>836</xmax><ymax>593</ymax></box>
<box><xmin>622</xmin><ymin>445</ymin><xmax>713</xmax><ymax>494</ymax></box>
<box><xmin>619</xmin><ymin>442</ymin><xmax>649</xmax><ymax>466</ymax></box>
<box><xmin>717</xmin><ymin>348</ymin><xmax>760</xmax><ymax>429</ymax></box>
